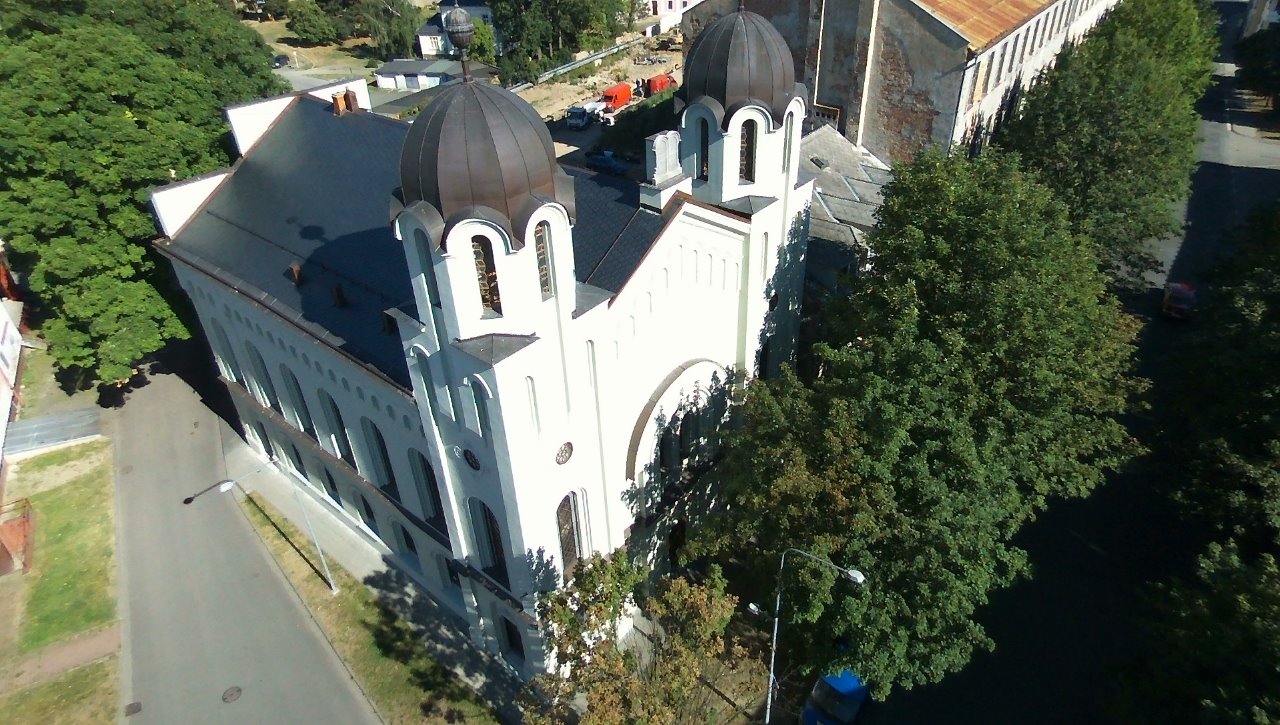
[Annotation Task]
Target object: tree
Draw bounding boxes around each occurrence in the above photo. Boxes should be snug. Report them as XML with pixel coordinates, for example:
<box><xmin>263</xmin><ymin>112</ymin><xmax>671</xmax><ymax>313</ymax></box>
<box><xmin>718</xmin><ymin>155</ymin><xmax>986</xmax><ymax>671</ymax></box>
<box><xmin>1165</xmin><ymin>203</ymin><xmax>1280</xmax><ymax>548</ymax></box>
<box><xmin>522</xmin><ymin>554</ymin><xmax>754</xmax><ymax>723</ymax></box>
<box><xmin>997</xmin><ymin>0</ymin><xmax>1216</xmax><ymax>290</ymax></box>
<box><xmin>1118</xmin><ymin>541</ymin><xmax>1280</xmax><ymax>723</ymax></box>
<box><xmin>470</xmin><ymin>20</ymin><xmax>497</xmax><ymax>66</ymax></box>
<box><xmin>1238</xmin><ymin>24</ymin><xmax>1280</xmax><ymax>105</ymax></box>
<box><xmin>288</xmin><ymin>0</ymin><xmax>339</xmax><ymax>45</ymax></box>
<box><xmin>263</xmin><ymin>0</ymin><xmax>290</xmax><ymax>18</ymax></box>
<box><xmin>360</xmin><ymin>0</ymin><xmax>422</xmax><ymax>60</ymax></box>
<box><xmin>3</xmin><ymin>0</ymin><xmax>287</xmax><ymax>106</ymax></box>
<box><xmin>0</xmin><ymin>25</ymin><xmax>229</xmax><ymax>383</ymax></box>
<box><xmin>689</xmin><ymin>150</ymin><xmax>1142</xmax><ymax>695</ymax></box>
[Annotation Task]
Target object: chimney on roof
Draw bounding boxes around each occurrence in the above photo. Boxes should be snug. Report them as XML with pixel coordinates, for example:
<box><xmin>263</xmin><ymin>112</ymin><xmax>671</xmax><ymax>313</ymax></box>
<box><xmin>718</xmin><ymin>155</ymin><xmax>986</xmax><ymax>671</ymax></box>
<box><xmin>288</xmin><ymin>262</ymin><xmax>303</xmax><ymax>286</ymax></box>
<box><xmin>343</xmin><ymin>89</ymin><xmax>359</xmax><ymax>112</ymax></box>
<box><xmin>332</xmin><ymin>284</ymin><xmax>348</xmax><ymax>308</ymax></box>
<box><xmin>332</xmin><ymin>91</ymin><xmax>349</xmax><ymax>116</ymax></box>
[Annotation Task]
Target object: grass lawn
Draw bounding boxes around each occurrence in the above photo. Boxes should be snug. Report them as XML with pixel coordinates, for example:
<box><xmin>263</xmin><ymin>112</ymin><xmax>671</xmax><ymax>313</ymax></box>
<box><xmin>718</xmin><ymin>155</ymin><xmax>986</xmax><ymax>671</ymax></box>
<box><xmin>16</xmin><ymin>348</ymin><xmax>56</xmax><ymax>420</ymax></box>
<box><xmin>0</xmin><ymin>656</ymin><xmax>117</xmax><ymax>723</ymax></box>
<box><xmin>19</xmin><ymin>441</ymin><xmax>116</xmax><ymax>653</ymax></box>
<box><xmin>240</xmin><ymin>493</ymin><xmax>498</xmax><ymax>724</ymax></box>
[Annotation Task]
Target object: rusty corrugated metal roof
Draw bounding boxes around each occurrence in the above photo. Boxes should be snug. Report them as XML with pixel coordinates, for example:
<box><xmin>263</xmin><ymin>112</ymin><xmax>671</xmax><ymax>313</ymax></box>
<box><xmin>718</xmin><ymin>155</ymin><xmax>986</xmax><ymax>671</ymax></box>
<box><xmin>915</xmin><ymin>0</ymin><xmax>1053</xmax><ymax>51</ymax></box>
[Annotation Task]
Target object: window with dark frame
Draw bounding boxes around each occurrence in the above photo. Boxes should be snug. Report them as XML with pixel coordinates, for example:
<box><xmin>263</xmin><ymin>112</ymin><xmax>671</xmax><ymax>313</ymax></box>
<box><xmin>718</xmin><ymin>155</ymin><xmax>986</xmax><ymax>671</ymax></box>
<box><xmin>534</xmin><ymin>222</ymin><xmax>554</xmax><ymax>299</ymax></box>
<box><xmin>557</xmin><ymin>493</ymin><xmax>581</xmax><ymax>581</ymax></box>
<box><xmin>740</xmin><ymin>119</ymin><xmax>757</xmax><ymax>182</ymax></box>
<box><xmin>472</xmin><ymin>235</ymin><xmax>502</xmax><ymax>315</ymax></box>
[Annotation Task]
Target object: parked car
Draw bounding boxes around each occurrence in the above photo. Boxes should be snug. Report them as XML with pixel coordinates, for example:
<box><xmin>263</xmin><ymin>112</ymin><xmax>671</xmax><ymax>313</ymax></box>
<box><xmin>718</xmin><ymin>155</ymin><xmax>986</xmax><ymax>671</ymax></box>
<box><xmin>1161</xmin><ymin>281</ymin><xmax>1197</xmax><ymax>320</ymax></box>
<box><xmin>564</xmin><ymin>106</ymin><xmax>592</xmax><ymax>130</ymax></box>
<box><xmin>271</xmin><ymin>54</ymin><xmax>290</xmax><ymax>69</ymax></box>
<box><xmin>584</xmin><ymin>150</ymin><xmax>628</xmax><ymax>176</ymax></box>
<box><xmin>801</xmin><ymin>670</ymin><xmax>870</xmax><ymax>725</ymax></box>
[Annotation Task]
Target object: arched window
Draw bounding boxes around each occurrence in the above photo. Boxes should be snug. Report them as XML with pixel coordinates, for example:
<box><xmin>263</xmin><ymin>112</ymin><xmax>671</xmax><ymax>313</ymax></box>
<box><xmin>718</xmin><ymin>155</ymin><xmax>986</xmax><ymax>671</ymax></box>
<box><xmin>472</xmin><ymin>235</ymin><xmax>502</xmax><ymax>315</ymax></box>
<box><xmin>468</xmin><ymin>499</ymin><xmax>509</xmax><ymax>588</ymax></box>
<box><xmin>361</xmin><ymin>417</ymin><xmax>399</xmax><ymax>501</ymax></box>
<box><xmin>740</xmin><ymin>119</ymin><xmax>757</xmax><ymax>182</ymax></box>
<box><xmin>408</xmin><ymin>448</ymin><xmax>448</xmax><ymax>535</ymax></box>
<box><xmin>317</xmin><ymin>389</ymin><xmax>356</xmax><ymax>467</ymax></box>
<box><xmin>782</xmin><ymin>113</ymin><xmax>794</xmax><ymax>172</ymax></box>
<box><xmin>534</xmin><ymin>222</ymin><xmax>554</xmax><ymax>299</ymax></box>
<box><xmin>251</xmin><ymin>421</ymin><xmax>274</xmax><ymax>459</ymax></box>
<box><xmin>698</xmin><ymin>118</ymin><xmax>710</xmax><ymax>181</ymax></box>
<box><xmin>322</xmin><ymin>468</ymin><xmax>341</xmax><ymax>504</ymax></box>
<box><xmin>244</xmin><ymin>342</ymin><xmax>281</xmax><ymax>414</ymax></box>
<box><xmin>394</xmin><ymin>522</ymin><xmax>421</xmax><ymax>573</ymax></box>
<box><xmin>208</xmin><ymin>319</ymin><xmax>242</xmax><ymax>385</ymax></box>
<box><xmin>413</xmin><ymin>229</ymin><xmax>442</xmax><ymax>308</ymax></box>
<box><xmin>359</xmin><ymin>495</ymin><xmax>380</xmax><ymax>537</ymax></box>
<box><xmin>557</xmin><ymin>492</ymin><xmax>583</xmax><ymax>581</ymax></box>
<box><xmin>284</xmin><ymin>443</ymin><xmax>307</xmax><ymax>478</ymax></box>
<box><xmin>279</xmin><ymin>365</ymin><xmax>316</xmax><ymax>440</ymax></box>
<box><xmin>411</xmin><ymin>348</ymin><xmax>438</xmax><ymax>418</ymax></box>
<box><xmin>499</xmin><ymin>617</ymin><xmax>525</xmax><ymax>662</ymax></box>
<box><xmin>470</xmin><ymin>378</ymin><xmax>491</xmax><ymax>440</ymax></box>
<box><xmin>525</xmin><ymin>376</ymin><xmax>541</xmax><ymax>432</ymax></box>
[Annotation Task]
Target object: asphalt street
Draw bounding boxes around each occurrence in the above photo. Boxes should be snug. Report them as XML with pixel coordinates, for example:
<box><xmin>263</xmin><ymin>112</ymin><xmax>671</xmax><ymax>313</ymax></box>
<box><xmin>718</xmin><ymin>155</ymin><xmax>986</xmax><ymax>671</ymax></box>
<box><xmin>111</xmin><ymin>372</ymin><xmax>379</xmax><ymax>724</ymax></box>
<box><xmin>881</xmin><ymin>2</ymin><xmax>1280</xmax><ymax>722</ymax></box>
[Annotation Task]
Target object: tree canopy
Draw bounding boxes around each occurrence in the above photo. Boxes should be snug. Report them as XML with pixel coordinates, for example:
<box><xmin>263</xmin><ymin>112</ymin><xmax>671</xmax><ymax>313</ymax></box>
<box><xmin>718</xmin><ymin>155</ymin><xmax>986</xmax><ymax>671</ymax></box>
<box><xmin>359</xmin><ymin>0</ymin><xmax>422</xmax><ymax>60</ymax></box>
<box><xmin>489</xmin><ymin>0</ymin><xmax>640</xmax><ymax>83</ymax></box>
<box><xmin>1237</xmin><ymin>24</ymin><xmax>1280</xmax><ymax>103</ymax></box>
<box><xmin>288</xmin><ymin>0</ymin><xmax>340</xmax><ymax>45</ymax></box>
<box><xmin>0</xmin><ymin>0</ymin><xmax>281</xmax><ymax>384</ymax></box>
<box><xmin>996</xmin><ymin>0</ymin><xmax>1217</xmax><ymax>289</ymax></box>
<box><xmin>522</xmin><ymin>554</ymin><xmax>755</xmax><ymax>723</ymax></box>
<box><xmin>688</xmin><ymin>150</ymin><xmax>1142</xmax><ymax>695</ymax></box>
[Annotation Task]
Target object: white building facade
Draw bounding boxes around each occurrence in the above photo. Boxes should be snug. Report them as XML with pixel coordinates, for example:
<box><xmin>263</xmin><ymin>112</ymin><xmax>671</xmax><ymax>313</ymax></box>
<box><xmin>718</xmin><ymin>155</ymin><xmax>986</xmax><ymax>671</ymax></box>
<box><xmin>151</xmin><ymin>8</ymin><xmax>810</xmax><ymax>677</ymax></box>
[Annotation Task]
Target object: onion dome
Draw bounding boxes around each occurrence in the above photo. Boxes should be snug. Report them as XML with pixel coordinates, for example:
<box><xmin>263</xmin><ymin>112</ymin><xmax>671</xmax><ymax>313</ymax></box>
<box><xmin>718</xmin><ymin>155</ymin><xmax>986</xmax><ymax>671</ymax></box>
<box><xmin>676</xmin><ymin>5</ymin><xmax>803</xmax><ymax>130</ymax></box>
<box><xmin>396</xmin><ymin>5</ymin><xmax>574</xmax><ymax>245</ymax></box>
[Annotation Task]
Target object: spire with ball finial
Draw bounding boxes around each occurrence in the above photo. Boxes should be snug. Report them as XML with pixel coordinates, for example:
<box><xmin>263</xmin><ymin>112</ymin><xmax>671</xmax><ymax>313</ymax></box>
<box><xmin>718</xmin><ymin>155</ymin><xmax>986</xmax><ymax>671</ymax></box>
<box><xmin>443</xmin><ymin>1</ymin><xmax>475</xmax><ymax>83</ymax></box>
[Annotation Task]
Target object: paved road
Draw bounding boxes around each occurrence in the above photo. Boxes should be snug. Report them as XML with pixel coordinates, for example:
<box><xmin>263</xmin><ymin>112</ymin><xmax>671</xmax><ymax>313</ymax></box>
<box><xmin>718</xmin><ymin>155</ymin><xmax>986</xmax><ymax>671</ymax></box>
<box><xmin>880</xmin><ymin>2</ymin><xmax>1280</xmax><ymax>722</ymax></box>
<box><xmin>112</xmin><ymin>372</ymin><xmax>379</xmax><ymax>725</ymax></box>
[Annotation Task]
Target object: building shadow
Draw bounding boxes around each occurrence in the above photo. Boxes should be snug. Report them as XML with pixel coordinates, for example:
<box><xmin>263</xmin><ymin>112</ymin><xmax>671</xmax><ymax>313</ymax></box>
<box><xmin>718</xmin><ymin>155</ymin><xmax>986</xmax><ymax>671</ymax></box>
<box><xmin>362</xmin><ymin>566</ymin><xmax>525</xmax><ymax>724</ymax></box>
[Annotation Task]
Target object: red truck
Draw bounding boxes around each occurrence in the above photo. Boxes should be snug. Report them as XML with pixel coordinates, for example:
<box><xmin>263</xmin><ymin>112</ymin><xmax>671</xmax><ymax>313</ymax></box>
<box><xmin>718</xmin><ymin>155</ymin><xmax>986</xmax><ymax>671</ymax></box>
<box><xmin>600</xmin><ymin>82</ymin><xmax>633</xmax><ymax>111</ymax></box>
<box><xmin>645</xmin><ymin>74</ymin><xmax>676</xmax><ymax>96</ymax></box>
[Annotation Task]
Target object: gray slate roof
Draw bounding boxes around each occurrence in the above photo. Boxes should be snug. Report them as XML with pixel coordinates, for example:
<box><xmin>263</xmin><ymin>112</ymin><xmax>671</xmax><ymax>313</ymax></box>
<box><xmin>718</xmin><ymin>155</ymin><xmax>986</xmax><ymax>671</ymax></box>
<box><xmin>799</xmin><ymin>126</ymin><xmax>892</xmax><ymax>249</ymax></box>
<box><xmin>167</xmin><ymin>96</ymin><xmax>671</xmax><ymax>383</ymax></box>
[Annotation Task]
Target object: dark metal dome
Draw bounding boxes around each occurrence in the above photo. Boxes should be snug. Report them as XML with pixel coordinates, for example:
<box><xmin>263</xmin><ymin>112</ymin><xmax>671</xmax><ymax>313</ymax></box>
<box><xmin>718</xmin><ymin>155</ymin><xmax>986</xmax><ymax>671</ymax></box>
<box><xmin>398</xmin><ymin>80</ymin><xmax>574</xmax><ymax>244</ymax></box>
<box><xmin>676</xmin><ymin>9</ymin><xmax>802</xmax><ymax>130</ymax></box>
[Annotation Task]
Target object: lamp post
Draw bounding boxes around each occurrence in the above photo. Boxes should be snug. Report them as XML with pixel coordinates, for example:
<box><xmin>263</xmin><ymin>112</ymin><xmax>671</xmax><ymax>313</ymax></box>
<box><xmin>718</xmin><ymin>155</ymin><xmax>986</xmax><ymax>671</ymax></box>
<box><xmin>215</xmin><ymin>458</ymin><xmax>339</xmax><ymax>595</ymax></box>
<box><xmin>762</xmin><ymin>548</ymin><xmax>865</xmax><ymax>724</ymax></box>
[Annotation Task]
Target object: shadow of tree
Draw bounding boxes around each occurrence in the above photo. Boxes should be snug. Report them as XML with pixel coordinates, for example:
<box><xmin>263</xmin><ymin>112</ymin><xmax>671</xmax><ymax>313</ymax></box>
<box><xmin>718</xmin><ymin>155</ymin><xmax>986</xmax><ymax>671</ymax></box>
<box><xmin>362</xmin><ymin>566</ymin><xmax>526</xmax><ymax>724</ymax></box>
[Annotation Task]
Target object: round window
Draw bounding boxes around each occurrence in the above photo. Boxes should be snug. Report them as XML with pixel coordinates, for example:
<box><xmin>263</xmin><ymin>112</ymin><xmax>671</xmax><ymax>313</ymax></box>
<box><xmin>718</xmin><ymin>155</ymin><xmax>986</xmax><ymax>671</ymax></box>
<box><xmin>555</xmin><ymin>442</ymin><xmax>574</xmax><ymax>465</ymax></box>
<box><xmin>464</xmin><ymin>449</ymin><xmax>481</xmax><ymax>471</ymax></box>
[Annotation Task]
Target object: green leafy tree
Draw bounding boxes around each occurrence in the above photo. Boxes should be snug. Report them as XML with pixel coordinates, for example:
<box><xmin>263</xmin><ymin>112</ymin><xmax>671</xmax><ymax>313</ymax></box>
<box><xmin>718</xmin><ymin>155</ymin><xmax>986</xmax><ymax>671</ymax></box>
<box><xmin>470</xmin><ymin>19</ymin><xmax>498</xmax><ymax>66</ymax></box>
<box><xmin>288</xmin><ymin>0</ymin><xmax>339</xmax><ymax>45</ymax></box>
<box><xmin>522</xmin><ymin>555</ymin><xmax>754</xmax><ymax>723</ymax></box>
<box><xmin>997</xmin><ymin>0</ymin><xmax>1216</xmax><ymax>290</ymax></box>
<box><xmin>3</xmin><ymin>0</ymin><xmax>286</xmax><ymax>105</ymax></box>
<box><xmin>1238</xmin><ymin>24</ymin><xmax>1280</xmax><ymax>105</ymax></box>
<box><xmin>1166</xmin><ymin>203</ymin><xmax>1280</xmax><ymax>547</ymax></box>
<box><xmin>359</xmin><ymin>0</ymin><xmax>422</xmax><ymax>59</ymax></box>
<box><xmin>263</xmin><ymin>0</ymin><xmax>290</xmax><ymax>18</ymax></box>
<box><xmin>0</xmin><ymin>25</ymin><xmax>229</xmax><ymax>383</ymax></box>
<box><xmin>690</xmin><ymin>150</ymin><xmax>1142</xmax><ymax>695</ymax></box>
<box><xmin>1119</xmin><ymin>541</ymin><xmax>1280</xmax><ymax>723</ymax></box>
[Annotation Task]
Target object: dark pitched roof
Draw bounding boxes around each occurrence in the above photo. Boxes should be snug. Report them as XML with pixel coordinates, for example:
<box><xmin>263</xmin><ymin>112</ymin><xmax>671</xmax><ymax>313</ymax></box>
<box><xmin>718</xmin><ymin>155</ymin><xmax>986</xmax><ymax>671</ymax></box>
<box><xmin>567</xmin><ymin>169</ymin><xmax>667</xmax><ymax>293</ymax></box>
<box><xmin>169</xmin><ymin>96</ymin><xmax>416</xmax><ymax>388</ymax></box>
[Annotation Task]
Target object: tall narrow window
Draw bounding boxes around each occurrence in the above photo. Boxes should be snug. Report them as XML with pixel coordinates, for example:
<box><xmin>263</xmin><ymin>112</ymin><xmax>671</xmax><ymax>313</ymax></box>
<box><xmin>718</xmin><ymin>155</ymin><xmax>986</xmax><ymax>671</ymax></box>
<box><xmin>500</xmin><ymin>617</ymin><xmax>525</xmax><ymax>661</ymax></box>
<box><xmin>359</xmin><ymin>495</ymin><xmax>380</xmax><ymax>536</ymax></box>
<box><xmin>472</xmin><ymin>235</ymin><xmax>501</xmax><ymax>315</ymax></box>
<box><xmin>362</xmin><ymin>417</ymin><xmax>399</xmax><ymax>502</ymax></box>
<box><xmin>208</xmin><ymin>319</ymin><xmax>242</xmax><ymax>385</ymax></box>
<box><xmin>782</xmin><ymin>113</ymin><xmax>794</xmax><ymax>172</ymax></box>
<box><xmin>557</xmin><ymin>493</ymin><xmax>582</xmax><ymax>581</ymax></box>
<box><xmin>322</xmin><ymin>469</ymin><xmax>341</xmax><ymax>503</ymax></box>
<box><xmin>279</xmin><ymin>365</ymin><xmax>316</xmax><ymax>440</ymax></box>
<box><xmin>395</xmin><ymin>523</ymin><xmax>421</xmax><ymax>573</ymax></box>
<box><xmin>471</xmin><ymin>379</ymin><xmax>491</xmax><ymax>440</ymax></box>
<box><xmin>244</xmin><ymin>343</ymin><xmax>281</xmax><ymax>414</ymax></box>
<box><xmin>698</xmin><ymin>118</ymin><xmax>710</xmax><ymax>180</ymax></box>
<box><xmin>317</xmin><ymin>389</ymin><xmax>356</xmax><ymax>467</ymax></box>
<box><xmin>408</xmin><ymin>448</ymin><xmax>448</xmax><ymax>534</ymax></box>
<box><xmin>534</xmin><ymin>222</ymin><xmax>554</xmax><ymax>299</ymax></box>
<box><xmin>414</xmin><ymin>230</ymin><xmax>442</xmax><ymax>308</ymax></box>
<box><xmin>469</xmin><ymin>499</ymin><xmax>509</xmax><ymax>588</ymax></box>
<box><xmin>251</xmin><ymin>421</ymin><xmax>274</xmax><ymax>459</ymax></box>
<box><xmin>740</xmin><ymin>119</ymin><xmax>757</xmax><ymax>182</ymax></box>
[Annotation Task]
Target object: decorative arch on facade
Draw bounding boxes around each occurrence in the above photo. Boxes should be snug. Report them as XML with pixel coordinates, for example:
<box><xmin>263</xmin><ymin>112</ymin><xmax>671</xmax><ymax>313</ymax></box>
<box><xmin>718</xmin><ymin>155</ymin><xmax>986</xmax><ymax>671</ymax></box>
<box><xmin>208</xmin><ymin>318</ymin><xmax>241</xmax><ymax>384</ymax></box>
<box><xmin>467</xmin><ymin>497</ymin><xmax>510</xmax><ymax>588</ymax></box>
<box><xmin>534</xmin><ymin>220</ymin><xmax>554</xmax><ymax>299</ymax></box>
<box><xmin>556</xmin><ymin>491</ymin><xmax>584</xmax><ymax>582</ymax></box>
<box><xmin>740</xmin><ymin>118</ymin><xmax>757</xmax><ymax>182</ymax></box>
<box><xmin>316</xmin><ymin>388</ymin><xmax>356</xmax><ymax>467</ymax></box>
<box><xmin>361</xmin><ymin>416</ymin><xmax>399</xmax><ymax>501</ymax></box>
<box><xmin>623</xmin><ymin>359</ymin><xmax>731</xmax><ymax>487</ymax></box>
<box><xmin>278</xmin><ymin>364</ymin><xmax>316</xmax><ymax>440</ymax></box>
<box><xmin>471</xmin><ymin>234</ymin><xmax>502</xmax><ymax>315</ymax></box>
<box><xmin>243</xmin><ymin>341</ymin><xmax>281</xmax><ymax>414</ymax></box>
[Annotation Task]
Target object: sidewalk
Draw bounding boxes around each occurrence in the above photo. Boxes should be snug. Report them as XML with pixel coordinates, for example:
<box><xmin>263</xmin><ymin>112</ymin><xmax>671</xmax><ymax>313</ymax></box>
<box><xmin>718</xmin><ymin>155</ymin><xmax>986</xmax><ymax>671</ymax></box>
<box><xmin>215</xmin><ymin>421</ymin><xmax>526</xmax><ymax>722</ymax></box>
<box><xmin>0</xmin><ymin>625</ymin><xmax>119</xmax><ymax>696</ymax></box>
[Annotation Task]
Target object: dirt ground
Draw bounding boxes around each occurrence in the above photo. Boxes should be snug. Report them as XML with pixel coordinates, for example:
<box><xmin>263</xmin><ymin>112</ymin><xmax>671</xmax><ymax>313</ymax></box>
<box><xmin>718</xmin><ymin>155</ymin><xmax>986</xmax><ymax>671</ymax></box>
<box><xmin>516</xmin><ymin>38</ymin><xmax>685</xmax><ymax>120</ymax></box>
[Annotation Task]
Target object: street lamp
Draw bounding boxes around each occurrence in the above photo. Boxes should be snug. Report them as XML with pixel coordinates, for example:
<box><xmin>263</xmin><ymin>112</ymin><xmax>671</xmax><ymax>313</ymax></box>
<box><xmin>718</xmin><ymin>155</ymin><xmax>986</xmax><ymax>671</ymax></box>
<box><xmin>761</xmin><ymin>547</ymin><xmax>865</xmax><ymax>724</ymax></box>
<box><xmin>208</xmin><ymin>458</ymin><xmax>339</xmax><ymax>595</ymax></box>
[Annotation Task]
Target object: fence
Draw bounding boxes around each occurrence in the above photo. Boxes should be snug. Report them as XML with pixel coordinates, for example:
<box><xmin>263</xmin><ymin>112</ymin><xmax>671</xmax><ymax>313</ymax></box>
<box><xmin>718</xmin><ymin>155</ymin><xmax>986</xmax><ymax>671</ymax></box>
<box><xmin>507</xmin><ymin>36</ymin><xmax>650</xmax><ymax>92</ymax></box>
<box><xmin>0</xmin><ymin>497</ymin><xmax>34</xmax><ymax>575</ymax></box>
